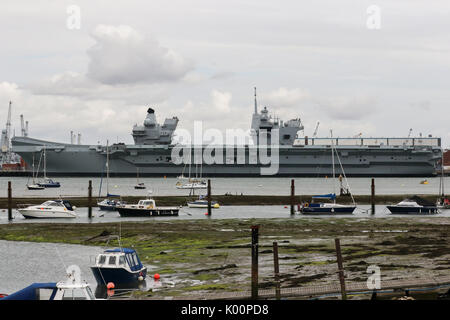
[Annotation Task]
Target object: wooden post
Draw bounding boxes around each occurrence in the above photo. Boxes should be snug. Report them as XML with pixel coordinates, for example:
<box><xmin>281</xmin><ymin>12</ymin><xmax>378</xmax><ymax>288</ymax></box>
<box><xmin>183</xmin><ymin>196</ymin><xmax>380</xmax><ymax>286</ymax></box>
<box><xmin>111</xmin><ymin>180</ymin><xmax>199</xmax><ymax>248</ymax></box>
<box><xmin>334</xmin><ymin>238</ymin><xmax>347</xmax><ymax>300</ymax></box>
<box><xmin>371</xmin><ymin>178</ymin><xmax>375</xmax><ymax>215</ymax></box>
<box><xmin>88</xmin><ymin>180</ymin><xmax>92</xmax><ymax>219</ymax></box>
<box><xmin>207</xmin><ymin>179</ymin><xmax>211</xmax><ymax>216</ymax></box>
<box><xmin>8</xmin><ymin>181</ymin><xmax>12</xmax><ymax>221</ymax></box>
<box><xmin>290</xmin><ymin>179</ymin><xmax>295</xmax><ymax>215</ymax></box>
<box><xmin>251</xmin><ymin>225</ymin><xmax>259</xmax><ymax>299</ymax></box>
<box><xmin>273</xmin><ymin>241</ymin><xmax>281</xmax><ymax>300</ymax></box>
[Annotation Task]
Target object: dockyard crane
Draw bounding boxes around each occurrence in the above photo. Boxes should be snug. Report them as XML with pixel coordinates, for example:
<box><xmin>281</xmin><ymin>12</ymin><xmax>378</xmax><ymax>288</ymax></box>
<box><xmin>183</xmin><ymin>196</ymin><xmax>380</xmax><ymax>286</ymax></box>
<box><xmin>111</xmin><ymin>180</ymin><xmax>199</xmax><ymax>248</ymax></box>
<box><xmin>20</xmin><ymin>114</ymin><xmax>26</xmax><ymax>136</ymax></box>
<box><xmin>1</xmin><ymin>101</ymin><xmax>12</xmax><ymax>162</ymax></box>
<box><xmin>312</xmin><ymin>121</ymin><xmax>320</xmax><ymax>138</ymax></box>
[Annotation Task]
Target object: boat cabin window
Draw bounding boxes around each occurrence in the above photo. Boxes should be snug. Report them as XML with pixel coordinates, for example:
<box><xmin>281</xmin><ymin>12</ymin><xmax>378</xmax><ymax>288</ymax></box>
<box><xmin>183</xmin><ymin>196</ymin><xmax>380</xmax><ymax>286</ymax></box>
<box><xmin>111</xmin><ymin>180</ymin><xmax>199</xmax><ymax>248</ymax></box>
<box><xmin>42</xmin><ymin>201</ymin><xmax>63</xmax><ymax>207</ymax></box>
<box><xmin>109</xmin><ymin>256</ymin><xmax>117</xmax><ymax>265</ymax></box>
<box><xmin>119</xmin><ymin>256</ymin><xmax>126</xmax><ymax>266</ymax></box>
<box><xmin>61</xmin><ymin>288</ymin><xmax>89</xmax><ymax>300</ymax></box>
<box><xmin>37</xmin><ymin>288</ymin><xmax>55</xmax><ymax>300</ymax></box>
<box><xmin>98</xmin><ymin>255</ymin><xmax>106</xmax><ymax>264</ymax></box>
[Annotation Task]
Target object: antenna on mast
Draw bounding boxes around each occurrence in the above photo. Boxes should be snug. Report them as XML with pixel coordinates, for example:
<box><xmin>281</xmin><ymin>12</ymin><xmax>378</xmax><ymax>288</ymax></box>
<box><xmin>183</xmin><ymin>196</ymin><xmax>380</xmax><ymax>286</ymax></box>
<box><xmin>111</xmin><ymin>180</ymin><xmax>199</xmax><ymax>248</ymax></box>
<box><xmin>254</xmin><ymin>87</ymin><xmax>258</xmax><ymax>114</ymax></box>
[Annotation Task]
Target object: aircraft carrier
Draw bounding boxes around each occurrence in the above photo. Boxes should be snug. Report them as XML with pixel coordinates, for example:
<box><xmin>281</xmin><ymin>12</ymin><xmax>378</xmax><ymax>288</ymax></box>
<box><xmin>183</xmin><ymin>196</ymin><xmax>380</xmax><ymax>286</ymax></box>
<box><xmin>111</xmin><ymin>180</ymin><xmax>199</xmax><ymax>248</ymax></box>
<box><xmin>10</xmin><ymin>92</ymin><xmax>443</xmax><ymax>177</ymax></box>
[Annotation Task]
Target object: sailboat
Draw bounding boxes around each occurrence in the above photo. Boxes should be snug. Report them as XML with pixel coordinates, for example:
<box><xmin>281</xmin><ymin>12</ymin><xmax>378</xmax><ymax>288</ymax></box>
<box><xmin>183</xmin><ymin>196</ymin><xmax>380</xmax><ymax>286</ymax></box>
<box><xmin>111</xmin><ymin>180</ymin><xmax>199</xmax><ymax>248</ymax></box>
<box><xmin>37</xmin><ymin>145</ymin><xmax>61</xmax><ymax>188</ymax></box>
<box><xmin>26</xmin><ymin>152</ymin><xmax>44</xmax><ymax>190</ymax></box>
<box><xmin>97</xmin><ymin>141</ymin><xmax>123</xmax><ymax>211</ymax></box>
<box><xmin>134</xmin><ymin>168</ymin><xmax>146</xmax><ymax>189</ymax></box>
<box><xmin>299</xmin><ymin>130</ymin><xmax>356</xmax><ymax>215</ymax></box>
<box><xmin>176</xmin><ymin>152</ymin><xmax>207</xmax><ymax>190</ymax></box>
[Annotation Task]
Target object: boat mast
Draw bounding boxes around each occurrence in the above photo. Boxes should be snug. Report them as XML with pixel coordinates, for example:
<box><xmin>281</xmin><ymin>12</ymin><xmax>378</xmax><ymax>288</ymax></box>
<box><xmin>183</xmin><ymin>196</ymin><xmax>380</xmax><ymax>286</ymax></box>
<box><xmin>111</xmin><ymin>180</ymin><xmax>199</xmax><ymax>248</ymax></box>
<box><xmin>331</xmin><ymin>130</ymin><xmax>336</xmax><ymax>204</ymax></box>
<box><xmin>136</xmin><ymin>167</ymin><xmax>140</xmax><ymax>184</ymax></box>
<box><xmin>440</xmin><ymin>148</ymin><xmax>445</xmax><ymax>198</ymax></box>
<box><xmin>32</xmin><ymin>153</ymin><xmax>35</xmax><ymax>183</ymax></box>
<box><xmin>106</xmin><ymin>140</ymin><xmax>109</xmax><ymax>195</ymax></box>
<box><xmin>43</xmin><ymin>145</ymin><xmax>47</xmax><ymax>179</ymax></box>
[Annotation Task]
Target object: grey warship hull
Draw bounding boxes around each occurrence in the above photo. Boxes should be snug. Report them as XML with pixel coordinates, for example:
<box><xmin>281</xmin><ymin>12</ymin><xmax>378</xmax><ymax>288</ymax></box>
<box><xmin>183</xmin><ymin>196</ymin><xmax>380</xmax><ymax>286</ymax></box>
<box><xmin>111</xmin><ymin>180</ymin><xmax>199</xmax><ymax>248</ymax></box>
<box><xmin>11</xmin><ymin>136</ymin><xmax>442</xmax><ymax>177</ymax></box>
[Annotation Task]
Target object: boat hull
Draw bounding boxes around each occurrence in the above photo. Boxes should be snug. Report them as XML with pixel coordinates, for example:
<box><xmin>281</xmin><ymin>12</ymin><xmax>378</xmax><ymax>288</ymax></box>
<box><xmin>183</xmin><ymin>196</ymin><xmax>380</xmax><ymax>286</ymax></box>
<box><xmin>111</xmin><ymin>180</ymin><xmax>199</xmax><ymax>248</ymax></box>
<box><xmin>300</xmin><ymin>206</ymin><xmax>356</xmax><ymax>215</ymax></box>
<box><xmin>18</xmin><ymin>209</ymin><xmax>77</xmax><ymax>219</ymax></box>
<box><xmin>117</xmin><ymin>207</ymin><xmax>179</xmax><ymax>217</ymax></box>
<box><xmin>91</xmin><ymin>266</ymin><xmax>147</xmax><ymax>285</ymax></box>
<box><xmin>187</xmin><ymin>201</ymin><xmax>219</xmax><ymax>208</ymax></box>
<box><xmin>386</xmin><ymin>206</ymin><xmax>438</xmax><ymax>215</ymax></box>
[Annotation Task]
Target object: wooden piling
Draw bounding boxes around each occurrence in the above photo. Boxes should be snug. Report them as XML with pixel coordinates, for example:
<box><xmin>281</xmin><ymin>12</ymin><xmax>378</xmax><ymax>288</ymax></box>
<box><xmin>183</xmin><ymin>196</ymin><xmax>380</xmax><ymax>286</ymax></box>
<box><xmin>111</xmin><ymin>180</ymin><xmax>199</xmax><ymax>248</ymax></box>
<box><xmin>371</xmin><ymin>178</ymin><xmax>375</xmax><ymax>215</ymax></box>
<box><xmin>251</xmin><ymin>225</ymin><xmax>259</xmax><ymax>299</ymax></box>
<box><xmin>207</xmin><ymin>179</ymin><xmax>211</xmax><ymax>216</ymax></box>
<box><xmin>7</xmin><ymin>181</ymin><xmax>12</xmax><ymax>221</ymax></box>
<box><xmin>334</xmin><ymin>238</ymin><xmax>347</xmax><ymax>300</ymax></box>
<box><xmin>290</xmin><ymin>179</ymin><xmax>295</xmax><ymax>215</ymax></box>
<box><xmin>88</xmin><ymin>180</ymin><xmax>92</xmax><ymax>219</ymax></box>
<box><xmin>273</xmin><ymin>241</ymin><xmax>281</xmax><ymax>300</ymax></box>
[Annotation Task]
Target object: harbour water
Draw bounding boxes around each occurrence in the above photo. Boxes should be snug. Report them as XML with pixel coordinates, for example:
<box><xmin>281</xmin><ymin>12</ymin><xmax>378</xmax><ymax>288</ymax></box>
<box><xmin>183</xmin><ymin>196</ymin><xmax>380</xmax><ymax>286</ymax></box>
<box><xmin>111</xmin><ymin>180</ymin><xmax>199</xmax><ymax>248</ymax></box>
<box><xmin>1</xmin><ymin>176</ymin><xmax>448</xmax><ymax>198</ymax></box>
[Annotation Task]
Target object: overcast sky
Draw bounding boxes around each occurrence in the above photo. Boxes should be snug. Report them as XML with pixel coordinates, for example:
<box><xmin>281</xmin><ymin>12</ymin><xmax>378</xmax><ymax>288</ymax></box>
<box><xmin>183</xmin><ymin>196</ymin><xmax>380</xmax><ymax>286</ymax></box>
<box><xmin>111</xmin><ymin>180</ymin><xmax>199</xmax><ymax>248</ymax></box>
<box><xmin>1</xmin><ymin>0</ymin><xmax>449</xmax><ymax>147</ymax></box>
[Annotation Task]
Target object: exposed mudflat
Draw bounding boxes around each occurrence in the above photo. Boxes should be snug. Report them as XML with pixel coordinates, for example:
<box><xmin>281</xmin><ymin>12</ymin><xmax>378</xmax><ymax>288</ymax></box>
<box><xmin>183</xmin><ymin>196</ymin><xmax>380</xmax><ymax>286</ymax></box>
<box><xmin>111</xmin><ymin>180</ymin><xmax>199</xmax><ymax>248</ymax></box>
<box><xmin>0</xmin><ymin>216</ymin><xmax>449</xmax><ymax>299</ymax></box>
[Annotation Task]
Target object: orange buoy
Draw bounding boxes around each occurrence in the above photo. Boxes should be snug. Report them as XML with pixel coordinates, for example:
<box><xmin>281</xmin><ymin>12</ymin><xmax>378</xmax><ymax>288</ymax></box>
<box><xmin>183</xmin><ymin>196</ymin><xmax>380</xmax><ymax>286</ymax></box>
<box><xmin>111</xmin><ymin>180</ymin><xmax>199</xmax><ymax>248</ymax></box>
<box><xmin>107</xmin><ymin>282</ymin><xmax>115</xmax><ymax>289</ymax></box>
<box><xmin>154</xmin><ymin>273</ymin><xmax>160</xmax><ymax>280</ymax></box>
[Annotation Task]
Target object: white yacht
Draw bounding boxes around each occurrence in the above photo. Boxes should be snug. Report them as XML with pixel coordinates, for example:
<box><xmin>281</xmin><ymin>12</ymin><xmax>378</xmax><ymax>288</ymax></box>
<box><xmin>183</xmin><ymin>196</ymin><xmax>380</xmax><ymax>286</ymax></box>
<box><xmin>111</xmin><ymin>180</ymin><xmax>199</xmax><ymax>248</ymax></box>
<box><xmin>17</xmin><ymin>200</ymin><xmax>77</xmax><ymax>219</ymax></box>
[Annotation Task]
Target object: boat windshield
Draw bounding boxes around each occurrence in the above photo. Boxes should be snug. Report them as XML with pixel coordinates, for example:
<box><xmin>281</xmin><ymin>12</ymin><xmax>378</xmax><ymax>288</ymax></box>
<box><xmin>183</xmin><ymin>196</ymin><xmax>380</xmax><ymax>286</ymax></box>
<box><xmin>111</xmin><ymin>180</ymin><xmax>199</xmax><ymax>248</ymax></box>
<box><xmin>41</xmin><ymin>201</ymin><xmax>63</xmax><ymax>207</ymax></box>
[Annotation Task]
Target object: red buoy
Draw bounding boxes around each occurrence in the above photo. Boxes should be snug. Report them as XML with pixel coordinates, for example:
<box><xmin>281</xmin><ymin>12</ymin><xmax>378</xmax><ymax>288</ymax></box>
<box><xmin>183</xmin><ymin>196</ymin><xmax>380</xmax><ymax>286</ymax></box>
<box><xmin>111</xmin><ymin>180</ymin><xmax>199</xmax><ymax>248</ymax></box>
<box><xmin>154</xmin><ymin>273</ymin><xmax>160</xmax><ymax>280</ymax></box>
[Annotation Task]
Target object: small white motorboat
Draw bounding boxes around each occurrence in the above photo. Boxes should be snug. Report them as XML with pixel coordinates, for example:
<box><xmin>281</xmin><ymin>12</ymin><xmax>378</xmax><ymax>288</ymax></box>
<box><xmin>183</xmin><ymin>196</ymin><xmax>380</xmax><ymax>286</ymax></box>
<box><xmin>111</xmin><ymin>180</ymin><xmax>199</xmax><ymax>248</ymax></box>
<box><xmin>187</xmin><ymin>195</ymin><xmax>220</xmax><ymax>208</ymax></box>
<box><xmin>176</xmin><ymin>179</ymin><xmax>207</xmax><ymax>189</ymax></box>
<box><xmin>17</xmin><ymin>200</ymin><xmax>77</xmax><ymax>219</ymax></box>
<box><xmin>26</xmin><ymin>183</ymin><xmax>45</xmax><ymax>190</ymax></box>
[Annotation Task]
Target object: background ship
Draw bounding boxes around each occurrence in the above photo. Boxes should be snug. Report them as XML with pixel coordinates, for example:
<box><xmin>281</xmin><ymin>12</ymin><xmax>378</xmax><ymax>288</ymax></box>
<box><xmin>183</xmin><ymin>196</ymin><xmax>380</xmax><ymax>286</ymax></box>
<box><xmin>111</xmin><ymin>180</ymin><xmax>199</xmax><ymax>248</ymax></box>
<box><xmin>9</xmin><ymin>91</ymin><xmax>444</xmax><ymax>177</ymax></box>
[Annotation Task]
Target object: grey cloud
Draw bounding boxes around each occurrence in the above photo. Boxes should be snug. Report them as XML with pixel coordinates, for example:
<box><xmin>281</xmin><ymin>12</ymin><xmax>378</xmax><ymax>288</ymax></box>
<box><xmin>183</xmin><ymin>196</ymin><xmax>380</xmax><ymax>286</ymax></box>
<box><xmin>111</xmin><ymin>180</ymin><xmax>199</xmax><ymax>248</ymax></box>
<box><xmin>86</xmin><ymin>25</ymin><xmax>194</xmax><ymax>85</ymax></box>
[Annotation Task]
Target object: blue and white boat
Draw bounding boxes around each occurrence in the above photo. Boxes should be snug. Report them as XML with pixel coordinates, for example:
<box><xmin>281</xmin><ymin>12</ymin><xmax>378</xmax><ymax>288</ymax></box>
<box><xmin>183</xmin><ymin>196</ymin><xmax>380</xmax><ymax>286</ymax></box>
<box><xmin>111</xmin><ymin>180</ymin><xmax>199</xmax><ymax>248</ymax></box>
<box><xmin>299</xmin><ymin>130</ymin><xmax>356</xmax><ymax>215</ymax></box>
<box><xmin>97</xmin><ymin>141</ymin><xmax>124</xmax><ymax>211</ymax></box>
<box><xmin>97</xmin><ymin>194</ymin><xmax>123</xmax><ymax>211</ymax></box>
<box><xmin>387</xmin><ymin>196</ymin><xmax>439</xmax><ymax>215</ymax></box>
<box><xmin>37</xmin><ymin>145</ymin><xmax>61</xmax><ymax>188</ymax></box>
<box><xmin>91</xmin><ymin>248</ymin><xmax>147</xmax><ymax>286</ymax></box>
<box><xmin>37</xmin><ymin>178</ymin><xmax>61</xmax><ymax>188</ymax></box>
<box><xmin>187</xmin><ymin>195</ymin><xmax>220</xmax><ymax>208</ymax></box>
<box><xmin>300</xmin><ymin>193</ymin><xmax>356</xmax><ymax>215</ymax></box>
<box><xmin>0</xmin><ymin>265</ymin><xmax>98</xmax><ymax>300</ymax></box>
